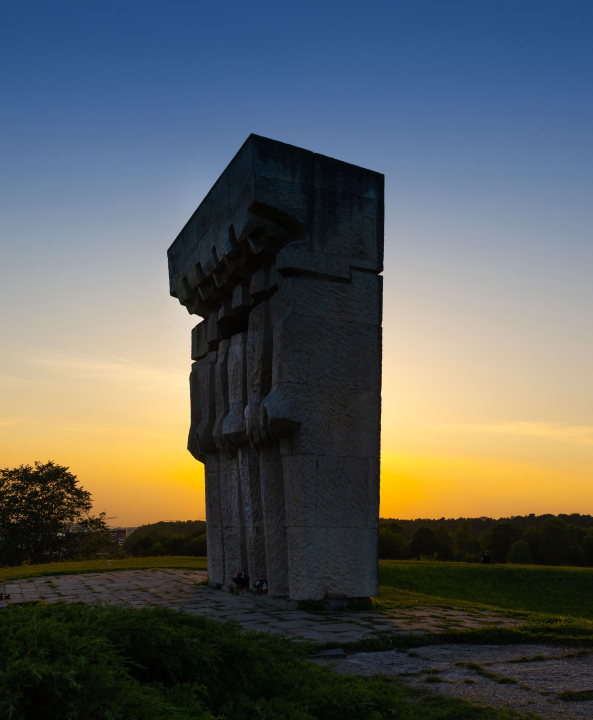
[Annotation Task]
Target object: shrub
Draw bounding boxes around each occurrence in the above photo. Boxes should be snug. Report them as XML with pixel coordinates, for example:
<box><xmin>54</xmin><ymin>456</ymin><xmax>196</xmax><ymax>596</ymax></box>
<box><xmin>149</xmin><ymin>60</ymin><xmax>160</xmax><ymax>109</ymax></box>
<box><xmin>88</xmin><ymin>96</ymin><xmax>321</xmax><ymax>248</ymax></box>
<box><xmin>0</xmin><ymin>602</ymin><xmax>507</xmax><ymax>720</ymax></box>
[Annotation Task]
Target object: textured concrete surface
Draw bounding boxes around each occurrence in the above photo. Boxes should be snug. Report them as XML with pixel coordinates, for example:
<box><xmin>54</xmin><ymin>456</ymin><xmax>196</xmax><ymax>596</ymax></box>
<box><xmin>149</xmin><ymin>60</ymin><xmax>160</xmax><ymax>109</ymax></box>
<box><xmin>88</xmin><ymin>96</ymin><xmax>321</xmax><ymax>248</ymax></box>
<box><xmin>168</xmin><ymin>135</ymin><xmax>383</xmax><ymax>601</ymax></box>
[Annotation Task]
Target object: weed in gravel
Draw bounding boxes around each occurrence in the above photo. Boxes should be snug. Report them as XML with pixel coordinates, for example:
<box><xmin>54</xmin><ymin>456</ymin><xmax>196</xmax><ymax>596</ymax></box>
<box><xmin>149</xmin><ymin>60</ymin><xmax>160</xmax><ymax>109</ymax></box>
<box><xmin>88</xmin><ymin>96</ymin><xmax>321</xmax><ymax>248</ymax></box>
<box><xmin>557</xmin><ymin>690</ymin><xmax>593</xmax><ymax>701</ymax></box>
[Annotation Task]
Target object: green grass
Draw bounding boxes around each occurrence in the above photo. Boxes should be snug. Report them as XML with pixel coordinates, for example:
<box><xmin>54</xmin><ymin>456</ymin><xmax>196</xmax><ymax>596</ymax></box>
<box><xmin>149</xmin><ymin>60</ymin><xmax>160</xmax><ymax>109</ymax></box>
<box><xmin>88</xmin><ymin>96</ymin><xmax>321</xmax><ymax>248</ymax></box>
<box><xmin>377</xmin><ymin>560</ymin><xmax>593</xmax><ymax>618</ymax></box>
<box><xmin>317</xmin><ymin>560</ymin><xmax>593</xmax><ymax>652</ymax></box>
<box><xmin>0</xmin><ymin>602</ymin><xmax>544</xmax><ymax>720</ymax></box>
<box><xmin>0</xmin><ymin>556</ymin><xmax>207</xmax><ymax>583</ymax></box>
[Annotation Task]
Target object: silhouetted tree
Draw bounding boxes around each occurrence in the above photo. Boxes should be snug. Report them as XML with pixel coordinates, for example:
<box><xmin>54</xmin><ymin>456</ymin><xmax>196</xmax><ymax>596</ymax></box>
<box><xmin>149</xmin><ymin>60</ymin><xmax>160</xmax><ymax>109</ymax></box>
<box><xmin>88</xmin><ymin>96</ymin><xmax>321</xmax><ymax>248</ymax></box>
<box><xmin>454</xmin><ymin>519</ymin><xmax>472</xmax><ymax>558</ymax></box>
<box><xmin>567</xmin><ymin>525</ymin><xmax>586</xmax><ymax>566</ymax></box>
<box><xmin>583</xmin><ymin>529</ymin><xmax>593</xmax><ymax>567</ymax></box>
<box><xmin>409</xmin><ymin>526</ymin><xmax>440</xmax><ymax>558</ymax></box>
<box><xmin>378</xmin><ymin>528</ymin><xmax>408</xmax><ymax>559</ymax></box>
<box><xmin>0</xmin><ymin>461</ymin><xmax>109</xmax><ymax>566</ymax></box>
<box><xmin>383</xmin><ymin>521</ymin><xmax>405</xmax><ymax>537</ymax></box>
<box><xmin>484</xmin><ymin>522</ymin><xmax>522</xmax><ymax>563</ymax></box>
<box><xmin>536</xmin><ymin>518</ymin><xmax>572</xmax><ymax>566</ymax></box>
<box><xmin>454</xmin><ymin>519</ymin><xmax>482</xmax><ymax>561</ymax></box>
<box><xmin>507</xmin><ymin>539</ymin><xmax>533</xmax><ymax>564</ymax></box>
<box><xmin>523</xmin><ymin>526</ymin><xmax>540</xmax><ymax>559</ymax></box>
<box><xmin>435</xmin><ymin>523</ymin><xmax>454</xmax><ymax>560</ymax></box>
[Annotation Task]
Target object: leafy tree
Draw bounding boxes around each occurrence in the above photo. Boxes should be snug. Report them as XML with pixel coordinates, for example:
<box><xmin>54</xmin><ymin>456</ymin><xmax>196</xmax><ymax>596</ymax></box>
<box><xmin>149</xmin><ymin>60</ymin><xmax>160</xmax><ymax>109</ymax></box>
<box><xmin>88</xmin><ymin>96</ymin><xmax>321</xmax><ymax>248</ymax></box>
<box><xmin>409</xmin><ymin>526</ymin><xmax>440</xmax><ymax>559</ymax></box>
<box><xmin>507</xmin><ymin>539</ymin><xmax>533</xmax><ymax>564</ymax></box>
<box><xmin>583</xmin><ymin>529</ymin><xmax>593</xmax><ymax>567</ymax></box>
<box><xmin>536</xmin><ymin>518</ymin><xmax>572</xmax><ymax>566</ymax></box>
<box><xmin>378</xmin><ymin>528</ymin><xmax>408</xmax><ymax>559</ymax></box>
<box><xmin>0</xmin><ymin>461</ymin><xmax>108</xmax><ymax>565</ymax></box>
<box><xmin>454</xmin><ymin>519</ymin><xmax>472</xmax><ymax>559</ymax></box>
<box><xmin>567</xmin><ymin>525</ymin><xmax>586</xmax><ymax>566</ymax></box>
<box><xmin>523</xmin><ymin>526</ymin><xmax>541</xmax><ymax>560</ymax></box>
<box><xmin>435</xmin><ymin>523</ymin><xmax>454</xmax><ymax>560</ymax></box>
<box><xmin>382</xmin><ymin>521</ymin><xmax>405</xmax><ymax>537</ymax></box>
<box><xmin>484</xmin><ymin>522</ymin><xmax>522</xmax><ymax>563</ymax></box>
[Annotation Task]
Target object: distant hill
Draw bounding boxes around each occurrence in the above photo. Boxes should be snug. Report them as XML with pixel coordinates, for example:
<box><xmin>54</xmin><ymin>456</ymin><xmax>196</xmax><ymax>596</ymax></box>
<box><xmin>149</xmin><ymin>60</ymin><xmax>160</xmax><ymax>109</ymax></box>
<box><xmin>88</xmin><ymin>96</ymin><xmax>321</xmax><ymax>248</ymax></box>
<box><xmin>129</xmin><ymin>520</ymin><xmax>206</xmax><ymax>539</ymax></box>
<box><xmin>124</xmin><ymin>520</ymin><xmax>207</xmax><ymax>556</ymax></box>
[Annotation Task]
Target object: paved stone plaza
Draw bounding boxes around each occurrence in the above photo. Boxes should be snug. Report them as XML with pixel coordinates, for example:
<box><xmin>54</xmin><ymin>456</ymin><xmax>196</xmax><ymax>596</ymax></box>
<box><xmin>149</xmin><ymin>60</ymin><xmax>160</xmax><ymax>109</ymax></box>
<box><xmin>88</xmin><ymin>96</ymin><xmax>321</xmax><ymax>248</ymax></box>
<box><xmin>1</xmin><ymin>568</ymin><xmax>520</xmax><ymax>642</ymax></box>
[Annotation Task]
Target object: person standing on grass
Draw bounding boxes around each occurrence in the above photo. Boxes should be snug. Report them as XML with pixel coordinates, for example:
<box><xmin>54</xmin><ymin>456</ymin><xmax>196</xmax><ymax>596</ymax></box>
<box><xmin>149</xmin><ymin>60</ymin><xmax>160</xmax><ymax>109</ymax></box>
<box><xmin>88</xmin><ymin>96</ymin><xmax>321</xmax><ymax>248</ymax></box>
<box><xmin>480</xmin><ymin>550</ymin><xmax>491</xmax><ymax>564</ymax></box>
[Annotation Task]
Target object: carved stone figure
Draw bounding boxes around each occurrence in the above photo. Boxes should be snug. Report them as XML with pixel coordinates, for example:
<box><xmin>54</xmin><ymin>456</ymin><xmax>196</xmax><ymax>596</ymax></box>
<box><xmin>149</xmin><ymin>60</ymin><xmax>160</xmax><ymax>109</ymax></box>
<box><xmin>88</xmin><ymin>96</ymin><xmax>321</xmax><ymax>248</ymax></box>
<box><xmin>168</xmin><ymin>135</ymin><xmax>383</xmax><ymax>602</ymax></box>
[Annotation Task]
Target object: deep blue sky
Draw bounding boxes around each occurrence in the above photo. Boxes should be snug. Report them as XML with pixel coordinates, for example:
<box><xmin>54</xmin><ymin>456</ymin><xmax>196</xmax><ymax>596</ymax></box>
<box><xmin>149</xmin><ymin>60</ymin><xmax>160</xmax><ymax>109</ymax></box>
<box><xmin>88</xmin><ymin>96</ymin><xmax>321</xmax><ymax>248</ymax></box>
<box><xmin>1</xmin><ymin>1</ymin><xmax>592</xmax><ymax>522</ymax></box>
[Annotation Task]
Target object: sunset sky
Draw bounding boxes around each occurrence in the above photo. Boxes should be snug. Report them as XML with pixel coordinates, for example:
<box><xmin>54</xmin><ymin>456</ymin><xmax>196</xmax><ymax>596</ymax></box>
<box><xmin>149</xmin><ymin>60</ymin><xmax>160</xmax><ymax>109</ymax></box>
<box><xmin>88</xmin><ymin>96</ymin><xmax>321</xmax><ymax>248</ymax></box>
<box><xmin>1</xmin><ymin>1</ymin><xmax>591</xmax><ymax>526</ymax></box>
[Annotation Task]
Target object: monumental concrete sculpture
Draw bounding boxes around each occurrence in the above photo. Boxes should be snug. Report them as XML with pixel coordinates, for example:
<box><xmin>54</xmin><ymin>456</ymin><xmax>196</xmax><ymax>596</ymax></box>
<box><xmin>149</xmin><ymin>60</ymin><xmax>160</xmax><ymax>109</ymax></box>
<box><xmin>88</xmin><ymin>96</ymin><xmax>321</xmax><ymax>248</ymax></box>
<box><xmin>168</xmin><ymin>135</ymin><xmax>383</xmax><ymax>602</ymax></box>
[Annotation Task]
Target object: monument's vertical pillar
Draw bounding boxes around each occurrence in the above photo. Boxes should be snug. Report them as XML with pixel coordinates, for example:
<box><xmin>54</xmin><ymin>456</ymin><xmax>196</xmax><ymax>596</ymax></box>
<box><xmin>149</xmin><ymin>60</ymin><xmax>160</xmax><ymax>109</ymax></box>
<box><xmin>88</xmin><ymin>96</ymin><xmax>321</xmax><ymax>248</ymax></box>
<box><xmin>245</xmin><ymin>296</ymin><xmax>289</xmax><ymax>596</ymax></box>
<box><xmin>169</xmin><ymin>134</ymin><xmax>383</xmax><ymax>602</ymax></box>
<box><xmin>223</xmin><ymin>330</ymin><xmax>268</xmax><ymax>583</ymax></box>
<box><xmin>189</xmin><ymin>351</ymin><xmax>225</xmax><ymax>586</ymax></box>
<box><xmin>267</xmin><ymin>269</ymin><xmax>382</xmax><ymax>600</ymax></box>
<box><xmin>238</xmin><ymin>445</ymin><xmax>267</xmax><ymax>583</ymax></box>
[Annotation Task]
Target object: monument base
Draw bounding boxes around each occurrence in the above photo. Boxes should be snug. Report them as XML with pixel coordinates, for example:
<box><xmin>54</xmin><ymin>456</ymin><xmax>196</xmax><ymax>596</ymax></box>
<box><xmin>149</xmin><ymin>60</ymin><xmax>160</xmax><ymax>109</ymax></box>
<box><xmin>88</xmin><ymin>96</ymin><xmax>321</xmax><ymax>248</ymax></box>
<box><xmin>207</xmin><ymin>581</ymin><xmax>373</xmax><ymax>611</ymax></box>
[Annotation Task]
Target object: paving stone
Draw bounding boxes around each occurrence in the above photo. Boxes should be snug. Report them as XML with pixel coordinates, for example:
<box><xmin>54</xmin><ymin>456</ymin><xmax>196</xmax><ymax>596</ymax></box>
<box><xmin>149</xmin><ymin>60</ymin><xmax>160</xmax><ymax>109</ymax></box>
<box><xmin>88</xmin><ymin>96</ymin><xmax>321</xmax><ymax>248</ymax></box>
<box><xmin>0</xmin><ymin>570</ymin><xmax>525</xmax><ymax>652</ymax></box>
<box><xmin>313</xmin><ymin>648</ymin><xmax>347</xmax><ymax>658</ymax></box>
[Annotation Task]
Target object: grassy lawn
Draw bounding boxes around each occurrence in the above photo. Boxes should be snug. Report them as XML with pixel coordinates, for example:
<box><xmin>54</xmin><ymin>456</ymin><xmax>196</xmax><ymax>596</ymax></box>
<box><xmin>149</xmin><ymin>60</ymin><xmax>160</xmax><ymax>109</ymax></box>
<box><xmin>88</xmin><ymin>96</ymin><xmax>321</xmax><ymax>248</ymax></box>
<box><xmin>376</xmin><ymin>560</ymin><xmax>593</xmax><ymax>618</ymax></box>
<box><xmin>0</xmin><ymin>555</ymin><xmax>207</xmax><ymax>584</ymax></box>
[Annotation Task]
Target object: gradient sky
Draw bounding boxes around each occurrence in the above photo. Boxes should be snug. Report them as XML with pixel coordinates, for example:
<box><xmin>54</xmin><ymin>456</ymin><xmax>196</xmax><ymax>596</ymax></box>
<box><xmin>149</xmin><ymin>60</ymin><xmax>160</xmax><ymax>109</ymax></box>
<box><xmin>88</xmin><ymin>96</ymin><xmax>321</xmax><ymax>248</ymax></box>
<box><xmin>1</xmin><ymin>1</ymin><xmax>591</xmax><ymax>526</ymax></box>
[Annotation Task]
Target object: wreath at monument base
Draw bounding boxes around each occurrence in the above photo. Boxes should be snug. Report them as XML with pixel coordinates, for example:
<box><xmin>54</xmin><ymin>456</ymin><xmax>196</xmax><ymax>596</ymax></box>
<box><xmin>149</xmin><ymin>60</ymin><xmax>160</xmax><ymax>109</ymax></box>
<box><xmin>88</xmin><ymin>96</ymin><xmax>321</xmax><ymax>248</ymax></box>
<box><xmin>252</xmin><ymin>578</ymin><xmax>268</xmax><ymax>594</ymax></box>
<box><xmin>232</xmin><ymin>571</ymin><xmax>249</xmax><ymax>588</ymax></box>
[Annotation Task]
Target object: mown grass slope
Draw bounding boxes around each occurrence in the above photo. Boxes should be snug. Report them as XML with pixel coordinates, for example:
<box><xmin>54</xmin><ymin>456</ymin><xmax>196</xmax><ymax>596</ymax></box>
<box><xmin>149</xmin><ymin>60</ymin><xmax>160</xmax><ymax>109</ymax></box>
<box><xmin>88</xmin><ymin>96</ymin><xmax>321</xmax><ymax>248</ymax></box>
<box><xmin>377</xmin><ymin>560</ymin><xmax>593</xmax><ymax>618</ymax></box>
<box><xmin>0</xmin><ymin>556</ymin><xmax>207</xmax><ymax>584</ymax></box>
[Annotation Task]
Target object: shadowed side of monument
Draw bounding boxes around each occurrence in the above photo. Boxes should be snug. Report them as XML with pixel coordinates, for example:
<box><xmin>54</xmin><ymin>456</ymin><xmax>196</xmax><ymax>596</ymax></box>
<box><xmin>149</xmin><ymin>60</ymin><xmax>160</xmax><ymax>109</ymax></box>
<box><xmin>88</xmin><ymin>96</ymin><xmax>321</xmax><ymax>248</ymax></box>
<box><xmin>168</xmin><ymin>135</ymin><xmax>384</xmax><ymax>604</ymax></box>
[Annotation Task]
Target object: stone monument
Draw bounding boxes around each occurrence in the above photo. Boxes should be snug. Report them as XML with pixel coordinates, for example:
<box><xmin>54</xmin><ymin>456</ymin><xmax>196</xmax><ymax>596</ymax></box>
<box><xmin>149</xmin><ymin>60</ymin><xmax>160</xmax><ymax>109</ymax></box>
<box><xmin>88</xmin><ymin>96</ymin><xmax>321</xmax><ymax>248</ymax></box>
<box><xmin>167</xmin><ymin>135</ymin><xmax>383</xmax><ymax>603</ymax></box>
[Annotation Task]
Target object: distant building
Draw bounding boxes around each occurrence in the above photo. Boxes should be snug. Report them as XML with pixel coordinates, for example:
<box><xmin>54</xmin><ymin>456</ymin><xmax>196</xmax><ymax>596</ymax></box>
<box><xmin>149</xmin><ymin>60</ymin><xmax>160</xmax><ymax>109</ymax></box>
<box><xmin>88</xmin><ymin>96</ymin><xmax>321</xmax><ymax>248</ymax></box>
<box><xmin>108</xmin><ymin>528</ymin><xmax>127</xmax><ymax>546</ymax></box>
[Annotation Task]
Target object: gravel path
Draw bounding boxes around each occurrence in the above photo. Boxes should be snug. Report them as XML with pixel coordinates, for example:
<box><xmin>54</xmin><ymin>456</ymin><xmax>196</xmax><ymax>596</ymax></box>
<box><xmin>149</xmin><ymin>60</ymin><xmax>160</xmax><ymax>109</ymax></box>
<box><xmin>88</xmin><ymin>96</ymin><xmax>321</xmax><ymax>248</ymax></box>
<box><xmin>319</xmin><ymin>644</ymin><xmax>593</xmax><ymax>719</ymax></box>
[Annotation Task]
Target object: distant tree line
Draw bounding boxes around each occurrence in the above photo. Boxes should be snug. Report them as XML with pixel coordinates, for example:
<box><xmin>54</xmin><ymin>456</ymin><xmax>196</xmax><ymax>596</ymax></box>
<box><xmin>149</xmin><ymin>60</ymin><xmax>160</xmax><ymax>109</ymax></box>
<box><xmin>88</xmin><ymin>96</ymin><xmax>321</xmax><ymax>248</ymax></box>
<box><xmin>126</xmin><ymin>514</ymin><xmax>593</xmax><ymax>566</ymax></box>
<box><xmin>379</xmin><ymin>515</ymin><xmax>593</xmax><ymax>565</ymax></box>
<box><xmin>124</xmin><ymin>520</ymin><xmax>207</xmax><ymax>557</ymax></box>
<box><xmin>381</xmin><ymin>513</ymin><xmax>593</xmax><ymax>540</ymax></box>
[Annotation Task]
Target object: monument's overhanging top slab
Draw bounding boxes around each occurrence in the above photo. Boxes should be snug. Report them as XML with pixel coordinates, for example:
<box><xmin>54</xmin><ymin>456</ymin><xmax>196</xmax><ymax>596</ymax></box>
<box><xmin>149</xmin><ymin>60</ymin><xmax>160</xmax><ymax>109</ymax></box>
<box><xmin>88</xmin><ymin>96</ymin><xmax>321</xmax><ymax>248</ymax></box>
<box><xmin>167</xmin><ymin>134</ymin><xmax>384</xmax><ymax>318</ymax></box>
